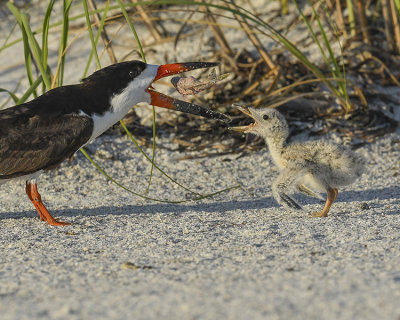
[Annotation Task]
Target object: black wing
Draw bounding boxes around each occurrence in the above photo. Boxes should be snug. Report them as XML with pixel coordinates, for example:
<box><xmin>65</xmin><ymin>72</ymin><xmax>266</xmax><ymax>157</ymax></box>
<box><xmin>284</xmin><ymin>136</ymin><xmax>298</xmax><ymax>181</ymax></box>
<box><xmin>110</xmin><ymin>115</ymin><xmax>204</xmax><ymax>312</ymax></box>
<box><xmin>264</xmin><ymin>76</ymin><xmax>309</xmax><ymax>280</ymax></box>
<box><xmin>0</xmin><ymin>105</ymin><xmax>93</xmax><ymax>179</ymax></box>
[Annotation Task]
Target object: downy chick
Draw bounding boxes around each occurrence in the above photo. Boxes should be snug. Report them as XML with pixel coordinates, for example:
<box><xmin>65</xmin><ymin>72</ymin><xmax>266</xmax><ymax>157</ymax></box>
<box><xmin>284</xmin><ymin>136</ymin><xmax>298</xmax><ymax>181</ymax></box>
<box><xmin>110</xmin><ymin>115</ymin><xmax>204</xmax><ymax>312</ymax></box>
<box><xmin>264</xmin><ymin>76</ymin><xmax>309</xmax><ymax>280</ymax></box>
<box><xmin>231</xmin><ymin>106</ymin><xmax>365</xmax><ymax>217</ymax></box>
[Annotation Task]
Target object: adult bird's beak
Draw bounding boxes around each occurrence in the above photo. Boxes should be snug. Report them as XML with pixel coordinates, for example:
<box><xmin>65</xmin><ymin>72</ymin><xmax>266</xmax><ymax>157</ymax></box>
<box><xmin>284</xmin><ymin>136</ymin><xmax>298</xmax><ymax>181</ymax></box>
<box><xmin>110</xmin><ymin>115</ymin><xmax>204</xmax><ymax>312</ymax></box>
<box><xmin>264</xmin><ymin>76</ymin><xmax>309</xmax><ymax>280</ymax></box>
<box><xmin>228</xmin><ymin>106</ymin><xmax>258</xmax><ymax>132</ymax></box>
<box><xmin>146</xmin><ymin>62</ymin><xmax>231</xmax><ymax>123</ymax></box>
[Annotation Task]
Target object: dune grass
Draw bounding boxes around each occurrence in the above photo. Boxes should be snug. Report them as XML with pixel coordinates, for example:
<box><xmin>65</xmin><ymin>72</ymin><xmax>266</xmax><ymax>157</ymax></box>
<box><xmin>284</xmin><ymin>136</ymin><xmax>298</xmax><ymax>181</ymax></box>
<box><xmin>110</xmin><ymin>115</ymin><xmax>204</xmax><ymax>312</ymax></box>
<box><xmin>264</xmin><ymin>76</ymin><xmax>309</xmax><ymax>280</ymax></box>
<box><xmin>0</xmin><ymin>0</ymin><xmax>399</xmax><ymax>201</ymax></box>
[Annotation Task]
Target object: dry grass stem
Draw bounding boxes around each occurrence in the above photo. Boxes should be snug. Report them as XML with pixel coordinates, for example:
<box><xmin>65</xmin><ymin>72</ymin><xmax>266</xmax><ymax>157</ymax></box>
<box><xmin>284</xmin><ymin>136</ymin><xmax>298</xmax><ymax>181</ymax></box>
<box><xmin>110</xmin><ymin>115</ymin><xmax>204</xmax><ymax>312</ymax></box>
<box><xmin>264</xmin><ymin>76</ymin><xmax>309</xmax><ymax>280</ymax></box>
<box><xmin>228</xmin><ymin>0</ymin><xmax>278</xmax><ymax>75</ymax></box>
<box><xmin>130</xmin><ymin>0</ymin><xmax>163</xmax><ymax>42</ymax></box>
<box><xmin>355</xmin><ymin>0</ymin><xmax>370</xmax><ymax>45</ymax></box>
<box><xmin>389</xmin><ymin>0</ymin><xmax>400</xmax><ymax>54</ymax></box>
<box><xmin>332</xmin><ymin>0</ymin><xmax>347</xmax><ymax>37</ymax></box>
<box><xmin>382</xmin><ymin>0</ymin><xmax>395</xmax><ymax>51</ymax></box>
<box><xmin>202</xmin><ymin>6</ymin><xmax>236</xmax><ymax>69</ymax></box>
<box><xmin>87</xmin><ymin>0</ymin><xmax>117</xmax><ymax>64</ymax></box>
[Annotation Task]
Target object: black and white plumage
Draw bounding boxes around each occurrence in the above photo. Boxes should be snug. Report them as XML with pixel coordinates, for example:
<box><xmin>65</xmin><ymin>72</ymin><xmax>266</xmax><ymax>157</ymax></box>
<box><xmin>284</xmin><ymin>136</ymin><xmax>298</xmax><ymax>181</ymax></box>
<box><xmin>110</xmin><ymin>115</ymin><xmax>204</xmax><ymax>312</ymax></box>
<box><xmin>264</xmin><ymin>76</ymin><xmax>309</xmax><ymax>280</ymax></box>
<box><xmin>0</xmin><ymin>60</ymin><xmax>229</xmax><ymax>226</ymax></box>
<box><xmin>231</xmin><ymin>106</ymin><xmax>366</xmax><ymax>217</ymax></box>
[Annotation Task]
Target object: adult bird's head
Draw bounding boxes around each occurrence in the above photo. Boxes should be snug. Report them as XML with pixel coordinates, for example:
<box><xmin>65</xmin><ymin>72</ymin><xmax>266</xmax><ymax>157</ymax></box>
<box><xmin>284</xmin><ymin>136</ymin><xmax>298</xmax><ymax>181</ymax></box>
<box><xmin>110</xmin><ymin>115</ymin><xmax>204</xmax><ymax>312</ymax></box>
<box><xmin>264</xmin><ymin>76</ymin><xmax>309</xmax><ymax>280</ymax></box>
<box><xmin>81</xmin><ymin>60</ymin><xmax>230</xmax><ymax>123</ymax></box>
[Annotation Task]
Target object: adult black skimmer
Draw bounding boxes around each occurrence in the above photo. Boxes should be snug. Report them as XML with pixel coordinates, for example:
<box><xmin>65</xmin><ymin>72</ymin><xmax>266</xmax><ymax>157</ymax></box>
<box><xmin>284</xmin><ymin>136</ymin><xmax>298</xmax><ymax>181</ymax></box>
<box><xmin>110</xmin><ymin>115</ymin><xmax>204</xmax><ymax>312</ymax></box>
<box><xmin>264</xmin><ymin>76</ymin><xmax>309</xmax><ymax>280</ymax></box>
<box><xmin>0</xmin><ymin>60</ymin><xmax>229</xmax><ymax>226</ymax></box>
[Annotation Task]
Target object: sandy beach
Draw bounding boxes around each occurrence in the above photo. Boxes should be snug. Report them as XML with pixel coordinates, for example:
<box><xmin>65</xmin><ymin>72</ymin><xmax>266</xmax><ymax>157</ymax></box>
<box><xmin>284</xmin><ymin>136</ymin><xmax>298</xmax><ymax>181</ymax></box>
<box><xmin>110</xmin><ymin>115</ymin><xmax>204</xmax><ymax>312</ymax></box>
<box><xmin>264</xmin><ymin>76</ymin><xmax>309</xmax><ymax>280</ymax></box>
<box><xmin>1</xmin><ymin>130</ymin><xmax>400</xmax><ymax>319</ymax></box>
<box><xmin>1</xmin><ymin>1</ymin><xmax>400</xmax><ymax>319</ymax></box>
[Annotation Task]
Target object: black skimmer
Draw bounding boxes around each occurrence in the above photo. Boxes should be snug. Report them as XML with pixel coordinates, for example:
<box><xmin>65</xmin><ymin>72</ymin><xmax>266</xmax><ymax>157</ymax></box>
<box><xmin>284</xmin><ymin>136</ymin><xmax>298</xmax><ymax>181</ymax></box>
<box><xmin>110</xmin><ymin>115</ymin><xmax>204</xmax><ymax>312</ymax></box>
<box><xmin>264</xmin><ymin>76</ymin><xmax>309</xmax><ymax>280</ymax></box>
<box><xmin>0</xmin><ymin>60</ymin><xmax>230</xmax><ymax>226</ymax></box>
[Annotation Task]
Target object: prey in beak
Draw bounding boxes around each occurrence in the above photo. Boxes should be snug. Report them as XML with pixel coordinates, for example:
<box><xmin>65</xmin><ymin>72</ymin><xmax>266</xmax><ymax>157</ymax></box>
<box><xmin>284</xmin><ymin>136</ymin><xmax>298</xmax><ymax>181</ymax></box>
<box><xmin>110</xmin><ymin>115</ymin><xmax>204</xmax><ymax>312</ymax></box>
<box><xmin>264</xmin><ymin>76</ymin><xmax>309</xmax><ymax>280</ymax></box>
<box><xmin>229</xmin><ymin>106</ymin><xmax>259</xmax><ymax>133</ymax></box>
<box><xmin>146</xmin><ymin>62</ymin><xmax>231</xmax><ymax>123</ymax></box>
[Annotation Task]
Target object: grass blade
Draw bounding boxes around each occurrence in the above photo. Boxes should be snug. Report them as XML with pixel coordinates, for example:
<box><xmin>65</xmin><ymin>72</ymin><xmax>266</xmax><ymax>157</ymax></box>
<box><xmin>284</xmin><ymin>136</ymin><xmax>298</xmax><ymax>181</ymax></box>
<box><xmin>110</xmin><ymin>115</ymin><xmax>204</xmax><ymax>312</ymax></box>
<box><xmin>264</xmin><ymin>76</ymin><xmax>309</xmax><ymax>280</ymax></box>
<box><xmin>115</xmin><ymin>0</ymin><xmax>146</xmax><ymax>62</ymax></box>
<box><xmin>80</xmin><ymin>148</ymin><xmax>240</xmax><ymax>204</ymax></box>
<box><xmin>56</xmin><ymin>0</ymin><xmax>73</xmax><ymax>87</ymax></box>
<box><xmin>346</xmin><ymin>0</ymin><xmax>356</xmax><ymax>36</ymax></box>
<box><xmin>119</xmin><ymin>120</ymin><xmax>202</xmax><ymax>196</ymax></box>
<box><xmin>395</xmin><ymin>0</ymin><xmax>400</xmax><ymax>14</ymax></box>
<box><xmin>0</xmin><ymin>88</ymin><xmax>19</xmax><ymax>104</ymax></box>
<box><xmin>19</xmin><ymin>14</ymin><xmax>52</xmax><ymax>90</ymax></box>
<box><xmin>83</xmin><ymin>0</ymin><xmax>111</xmax><ymax>78</ymax></box>
<box><xmin>42</xmin><ymin>0</ymin><xmax>56</xmax><ymax>90</ymax></box>
<box><xmin>115</xmin><ymin>0</ymin><xmax>159</xmax><ymax>194</ymax></box>
<box><xmin>17</xmin><ymin>76</ymin><xmax>43</xmax><ymax>105</ymax></box>
<box><xmin>6</xmin><ymin>2</ymin><xmax>38</xmax><ymax>98</ymax></box>
<box><xmin>82</xmin><ymin>0</ymin><xmax>102</xmax><ymax>69</ymax></box>
<box><xmin>293</xmin><ymin>1</ymin><xmax>350</xmax><ymax>109</ymax></box>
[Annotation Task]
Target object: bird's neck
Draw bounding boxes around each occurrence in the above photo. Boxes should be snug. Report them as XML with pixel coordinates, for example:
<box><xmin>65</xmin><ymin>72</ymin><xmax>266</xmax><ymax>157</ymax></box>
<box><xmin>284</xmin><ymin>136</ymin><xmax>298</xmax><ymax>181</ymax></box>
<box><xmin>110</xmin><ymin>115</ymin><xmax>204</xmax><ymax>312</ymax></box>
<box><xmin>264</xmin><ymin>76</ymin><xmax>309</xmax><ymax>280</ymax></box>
<box><xmin>265</xmin><ymin>135</ymin><xmax>287</xmax><ymax>168</ymax></box>
<box><xmin>86</xmin><ymin>83</ymin><xmax>151</xmax><ymax>142</ymax></box>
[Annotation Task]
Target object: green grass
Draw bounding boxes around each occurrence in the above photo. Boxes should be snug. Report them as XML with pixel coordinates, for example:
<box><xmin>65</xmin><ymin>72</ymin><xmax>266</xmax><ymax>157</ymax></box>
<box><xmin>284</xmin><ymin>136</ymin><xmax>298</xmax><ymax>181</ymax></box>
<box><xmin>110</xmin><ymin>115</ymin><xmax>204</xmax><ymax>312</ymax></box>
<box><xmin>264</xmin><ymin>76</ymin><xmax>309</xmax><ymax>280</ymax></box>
<box><xmin>293</xmin><ymin>0</ymin><xmax>351</xmax><ymax>111</ymax></box>
<box><xmin>1</xmin><ymin>0</ymin><xmax>398</xmax><ymax>201</ymax></box>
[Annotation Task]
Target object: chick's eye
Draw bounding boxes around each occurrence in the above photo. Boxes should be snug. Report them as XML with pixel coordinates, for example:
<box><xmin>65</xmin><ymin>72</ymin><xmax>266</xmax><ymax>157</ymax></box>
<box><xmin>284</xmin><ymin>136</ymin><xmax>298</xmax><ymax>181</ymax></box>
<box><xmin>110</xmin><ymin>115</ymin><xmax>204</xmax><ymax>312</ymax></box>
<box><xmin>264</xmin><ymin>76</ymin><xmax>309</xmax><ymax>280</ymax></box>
<box><xmin>263</xmin><ymin>114</ymin><xmax>269</xmax><ymax>120</ymax></box>
<box><xmin>129</xmin><ymin>71</ymin><xmax>135</xmax><ymax>77</ymax></box>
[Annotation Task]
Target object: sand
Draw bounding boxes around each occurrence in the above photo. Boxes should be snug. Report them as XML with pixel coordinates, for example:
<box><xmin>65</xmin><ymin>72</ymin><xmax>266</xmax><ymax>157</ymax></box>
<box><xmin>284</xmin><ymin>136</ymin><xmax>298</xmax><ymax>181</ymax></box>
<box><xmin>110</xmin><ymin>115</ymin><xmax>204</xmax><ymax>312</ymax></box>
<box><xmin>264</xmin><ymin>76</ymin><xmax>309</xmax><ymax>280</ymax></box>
<box><xmin>1</xmin><ymin>131</ymin><xmax>400</xmax><ymax>320</ymax></box>
<box><xmin>1</xmin><ymin>1</ymin><xmax>400</xmax><ymax>319</ymax></box>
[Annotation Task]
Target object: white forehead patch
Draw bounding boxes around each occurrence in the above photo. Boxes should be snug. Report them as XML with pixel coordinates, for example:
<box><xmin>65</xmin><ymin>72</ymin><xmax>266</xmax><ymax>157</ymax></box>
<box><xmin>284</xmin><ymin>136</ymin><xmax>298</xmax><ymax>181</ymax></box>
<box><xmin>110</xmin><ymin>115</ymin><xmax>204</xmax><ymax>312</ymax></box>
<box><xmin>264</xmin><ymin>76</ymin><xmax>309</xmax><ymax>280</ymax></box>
<box><xmin>110</xmin><ymin>64</ymin><xmax>159</xmax><ymax>114</ymax></box>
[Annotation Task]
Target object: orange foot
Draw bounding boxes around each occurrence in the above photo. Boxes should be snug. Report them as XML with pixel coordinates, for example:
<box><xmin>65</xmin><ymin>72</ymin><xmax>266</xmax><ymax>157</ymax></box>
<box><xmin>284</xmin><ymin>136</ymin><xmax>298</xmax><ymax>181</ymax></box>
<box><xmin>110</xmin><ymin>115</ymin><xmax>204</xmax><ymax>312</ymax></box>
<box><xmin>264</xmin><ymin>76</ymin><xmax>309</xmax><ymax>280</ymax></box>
<box><xmin>312</xmin><ymin>187</ymin><xmax>338</xmax><ymax>218</ymax></box>
<box><xmin>26</xmin><ymin>181</ymin><xmax>71</xmax><ymax>226</ymax></box>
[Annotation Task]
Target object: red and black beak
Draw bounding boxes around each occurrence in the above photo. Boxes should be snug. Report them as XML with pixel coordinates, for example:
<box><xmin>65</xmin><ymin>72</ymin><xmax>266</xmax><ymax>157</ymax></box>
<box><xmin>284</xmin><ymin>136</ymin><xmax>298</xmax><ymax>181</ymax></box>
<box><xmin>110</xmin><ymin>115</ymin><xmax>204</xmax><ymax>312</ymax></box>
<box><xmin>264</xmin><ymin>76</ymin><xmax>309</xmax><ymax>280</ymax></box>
<box><xmin>146</xmin><ymin>62</ymin><xmax>231</xmax><ymax>123</ymax></box>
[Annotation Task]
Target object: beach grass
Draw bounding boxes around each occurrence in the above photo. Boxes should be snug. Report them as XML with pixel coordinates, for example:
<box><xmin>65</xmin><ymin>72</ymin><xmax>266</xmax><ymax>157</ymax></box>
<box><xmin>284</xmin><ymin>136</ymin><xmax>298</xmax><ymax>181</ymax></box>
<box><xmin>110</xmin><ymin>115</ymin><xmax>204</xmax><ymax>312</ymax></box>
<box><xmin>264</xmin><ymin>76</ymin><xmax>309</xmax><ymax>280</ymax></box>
<box><xmin>0</xmin><ymin>0</ymin><xmax>399</xmax><ymax>200</ymax></box>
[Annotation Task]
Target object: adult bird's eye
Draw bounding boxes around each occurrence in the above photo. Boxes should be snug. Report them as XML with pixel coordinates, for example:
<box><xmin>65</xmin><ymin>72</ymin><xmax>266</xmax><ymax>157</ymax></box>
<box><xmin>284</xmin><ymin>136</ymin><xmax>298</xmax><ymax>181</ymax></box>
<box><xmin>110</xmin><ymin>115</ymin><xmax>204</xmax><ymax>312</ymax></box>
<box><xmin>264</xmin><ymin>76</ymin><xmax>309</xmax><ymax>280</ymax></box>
<box><xmin>129</xmin><ymin>71</ymin><xmax>135</xmax><ymax>77</ymax></box>
<box><xmin>263</xmin><ymin>114</ymin><xmax>269</xmax><ymax>120</ymax></box>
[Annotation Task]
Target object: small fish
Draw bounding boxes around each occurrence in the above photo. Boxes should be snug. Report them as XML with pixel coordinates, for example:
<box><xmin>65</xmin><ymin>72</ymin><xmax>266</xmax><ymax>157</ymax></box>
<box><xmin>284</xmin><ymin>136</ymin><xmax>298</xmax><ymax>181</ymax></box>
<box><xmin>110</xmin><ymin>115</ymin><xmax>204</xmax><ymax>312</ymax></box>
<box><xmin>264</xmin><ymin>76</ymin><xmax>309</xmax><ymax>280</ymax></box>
<box><xmin>171</xmin><ymin>69</ymin><xmax>229</xmax><ymax>98</ymax></box>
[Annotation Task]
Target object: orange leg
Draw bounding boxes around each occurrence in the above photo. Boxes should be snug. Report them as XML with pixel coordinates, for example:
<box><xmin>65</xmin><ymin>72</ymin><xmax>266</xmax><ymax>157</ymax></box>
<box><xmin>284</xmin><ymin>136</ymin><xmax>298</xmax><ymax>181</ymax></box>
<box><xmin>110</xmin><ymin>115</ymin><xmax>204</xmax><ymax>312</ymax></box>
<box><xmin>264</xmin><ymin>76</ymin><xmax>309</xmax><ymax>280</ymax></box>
<box><xmin>312</xmin><ymin>187</ymin><xmax>338</xmax><ymax>218</ymax></box>
<box><xmin>25</xmin><ymin>182</ymin><xmax>44</xmax><ymax>221</ymax></box>
<box><xmin>25</xmin><ymin>181</ymin><xmax>70</xmax><ymax>226</ymax></box>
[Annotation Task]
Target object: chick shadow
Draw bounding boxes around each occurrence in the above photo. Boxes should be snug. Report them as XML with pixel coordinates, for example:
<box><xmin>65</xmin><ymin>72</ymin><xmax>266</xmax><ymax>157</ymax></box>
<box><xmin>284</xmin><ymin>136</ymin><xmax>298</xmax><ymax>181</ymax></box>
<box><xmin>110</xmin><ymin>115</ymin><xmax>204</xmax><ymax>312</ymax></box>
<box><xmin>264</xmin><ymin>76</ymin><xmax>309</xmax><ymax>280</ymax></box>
<box><xmin>338</xmin><ymin>186</ymin><xmax>400</xmax><ymax>215</ymax></box>
<box><xmin>299</xmin><ymin>186</ymin><xmax>400</xmax><ymax>215</ymax></box>
<box><xmin>1</xmin><ymin>186</ymin><xmax>399</xmax><ymax>221</ymax></box>
<box><xmin>342</xmin><ymin>186</ymin><xmax>399</xmax><ymax>201</ymax></box>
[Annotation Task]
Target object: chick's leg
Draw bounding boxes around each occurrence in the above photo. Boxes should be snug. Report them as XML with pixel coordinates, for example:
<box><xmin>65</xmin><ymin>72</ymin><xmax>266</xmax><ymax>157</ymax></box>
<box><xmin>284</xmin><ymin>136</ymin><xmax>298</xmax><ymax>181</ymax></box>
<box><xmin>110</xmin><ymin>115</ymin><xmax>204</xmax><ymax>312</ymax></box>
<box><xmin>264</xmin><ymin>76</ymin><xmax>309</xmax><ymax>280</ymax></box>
<box><xmin>297</xmin><ymin>184</ymin><xmax>324</xmax><ymax>200</ymax></box>
<box><xmin>272</xmin><ymin>168</ymin><xmax>305</xmax><ymax>211</ymax></box>
<box><xmin>312</xmin><ymin>187</ymin><xmax>338</xmax><ymax>217</ymax></box>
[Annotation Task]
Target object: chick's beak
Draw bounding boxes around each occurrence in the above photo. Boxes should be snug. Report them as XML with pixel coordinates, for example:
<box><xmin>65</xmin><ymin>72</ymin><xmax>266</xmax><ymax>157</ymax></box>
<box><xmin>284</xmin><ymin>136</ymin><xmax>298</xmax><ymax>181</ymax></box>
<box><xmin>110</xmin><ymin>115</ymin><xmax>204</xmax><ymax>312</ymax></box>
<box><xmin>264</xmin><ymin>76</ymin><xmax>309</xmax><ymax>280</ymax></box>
<box><xmin>229</xmin><ymin>106</ymin><xmax>257</xmax><ymax>132</ymax></box>
<box><xmin>145</xmin><ymin>62</ymin><xmax>230</xmax><ymax>123</ymax></box>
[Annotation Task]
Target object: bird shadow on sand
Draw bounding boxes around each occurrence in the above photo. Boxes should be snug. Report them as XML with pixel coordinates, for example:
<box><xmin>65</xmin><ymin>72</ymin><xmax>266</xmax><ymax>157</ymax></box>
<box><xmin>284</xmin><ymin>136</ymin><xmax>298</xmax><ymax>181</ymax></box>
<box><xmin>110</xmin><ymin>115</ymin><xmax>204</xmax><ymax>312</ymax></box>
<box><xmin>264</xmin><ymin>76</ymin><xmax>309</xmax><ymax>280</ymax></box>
<box><xmin>1</xmin><ymin>186</ymin><xmax>399</xmax><ymax>221</ymax></box>
<box><xmin>0</xmin><ymin>197</ymin><xmax>276</xmax><ymax>221</ymax></box>
<box><xmin>338</xmin><ymin>186</ymin><xmax>400</xmax><ymax>202</ymax></box>
<box><xmin>336</xmin><ymin>186</ymin><xmax>400</xmax><ymax>216</ymax></box>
